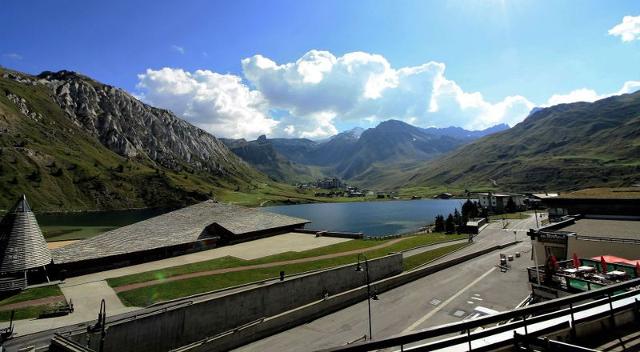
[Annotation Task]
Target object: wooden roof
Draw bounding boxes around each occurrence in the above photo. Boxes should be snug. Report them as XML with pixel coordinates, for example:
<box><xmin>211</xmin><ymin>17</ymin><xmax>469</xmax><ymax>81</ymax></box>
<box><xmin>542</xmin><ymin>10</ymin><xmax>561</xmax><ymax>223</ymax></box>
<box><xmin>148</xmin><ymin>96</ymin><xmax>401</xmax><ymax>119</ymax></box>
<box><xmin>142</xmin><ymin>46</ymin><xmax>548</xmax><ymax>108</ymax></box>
<box><xmin>0</xmin><ymin>195</ymin><xmax>52</xmax><ymax>274</ymax></box>
<box><xmin>52</xmin><ymin>200</ymin><xmax>309</xmax><ymax>264</ymax></box>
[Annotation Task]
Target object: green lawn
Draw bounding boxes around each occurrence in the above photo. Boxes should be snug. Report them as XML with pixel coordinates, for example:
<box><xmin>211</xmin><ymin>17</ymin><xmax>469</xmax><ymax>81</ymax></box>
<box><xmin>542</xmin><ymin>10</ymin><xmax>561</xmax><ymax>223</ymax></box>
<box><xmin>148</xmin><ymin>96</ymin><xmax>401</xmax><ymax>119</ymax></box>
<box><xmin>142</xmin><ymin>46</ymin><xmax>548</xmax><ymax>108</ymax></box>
<box><xmin>0</xmin><ymin>285</ymin><xmax>65</xmax><ymax>322</ymax></box>
<box><xmin>488</xmin><ymin>212</ymin><xmax>531</xmax><ymax>221</ymax></box>
<box><xmin>403</xmin><ymin>242</ymin><xmax>470</xmax><ymax>271</ymax></box>
<box><xmin>115</xmin><ymin>234</ymin><xmax>466</xmax><ymax>306</ymax></box>
<box><xmin>0</xmin><ymin>285</ymin><xmax>62</xmax><ymax>307</ymax></box>
<box><xmin>0</xmin><ymin>304</ymin><xmax>62</xmax><ymax>321</ymax></box>
<box><xmin>42</xmin><ymin>226</ymin><xmax>116</xmax><ymax>241</ymax></box>
<box><xmin>108</xmin><ymin>233</ymin><xmax>464</xmax><ymax>288</ymax></box>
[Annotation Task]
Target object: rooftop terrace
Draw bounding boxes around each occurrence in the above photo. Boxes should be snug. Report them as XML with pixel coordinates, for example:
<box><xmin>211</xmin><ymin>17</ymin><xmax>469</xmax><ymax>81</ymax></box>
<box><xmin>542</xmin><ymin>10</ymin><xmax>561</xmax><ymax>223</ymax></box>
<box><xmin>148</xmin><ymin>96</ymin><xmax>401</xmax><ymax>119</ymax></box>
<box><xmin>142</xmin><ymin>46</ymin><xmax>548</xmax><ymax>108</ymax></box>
<box><xmin>561</xmin><ymin>218</ymin><xmax>640</xmax><ymax>240</ymax></box>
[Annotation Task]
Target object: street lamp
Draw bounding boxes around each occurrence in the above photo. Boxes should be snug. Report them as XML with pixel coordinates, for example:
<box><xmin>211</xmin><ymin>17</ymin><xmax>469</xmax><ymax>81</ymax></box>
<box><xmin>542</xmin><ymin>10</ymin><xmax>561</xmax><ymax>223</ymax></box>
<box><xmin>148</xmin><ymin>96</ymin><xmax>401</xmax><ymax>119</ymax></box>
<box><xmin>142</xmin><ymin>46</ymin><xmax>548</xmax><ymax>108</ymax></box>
<box><xmin>356</xmin><ymin>254</ymin><xmax>379</xmax><ymax>340</ymax></box>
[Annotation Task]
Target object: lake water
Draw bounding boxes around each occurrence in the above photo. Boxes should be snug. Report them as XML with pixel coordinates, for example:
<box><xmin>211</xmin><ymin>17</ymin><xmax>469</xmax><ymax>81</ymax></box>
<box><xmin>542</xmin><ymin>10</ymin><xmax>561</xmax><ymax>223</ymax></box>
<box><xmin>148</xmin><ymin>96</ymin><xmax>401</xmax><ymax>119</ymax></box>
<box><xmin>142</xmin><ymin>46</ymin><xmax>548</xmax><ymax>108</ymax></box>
<box><xmin>263</xmin><ymin>199</ymin><xmax>465</xmax><ymax>236</ymax></box>
<box><xmin>32</xmin><ymin>199</ymin><xmax>465</xmax><ymax>239</ymax></box>
<box><xmin>35</xmin><ymin>208</ymin><xmax>170</xmax><ymax>227</ymax></box>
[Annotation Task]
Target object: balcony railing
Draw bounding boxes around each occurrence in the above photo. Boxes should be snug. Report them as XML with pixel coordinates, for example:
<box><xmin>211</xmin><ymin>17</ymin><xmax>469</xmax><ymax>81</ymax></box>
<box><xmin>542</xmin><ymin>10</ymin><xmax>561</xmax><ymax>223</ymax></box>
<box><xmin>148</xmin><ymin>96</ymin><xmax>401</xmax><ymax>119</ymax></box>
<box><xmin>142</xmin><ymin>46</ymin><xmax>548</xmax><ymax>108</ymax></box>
<box><xmin>320</xmin><ymin>278</ymin><xmax>640</xmax><ymax>352</ymax></box>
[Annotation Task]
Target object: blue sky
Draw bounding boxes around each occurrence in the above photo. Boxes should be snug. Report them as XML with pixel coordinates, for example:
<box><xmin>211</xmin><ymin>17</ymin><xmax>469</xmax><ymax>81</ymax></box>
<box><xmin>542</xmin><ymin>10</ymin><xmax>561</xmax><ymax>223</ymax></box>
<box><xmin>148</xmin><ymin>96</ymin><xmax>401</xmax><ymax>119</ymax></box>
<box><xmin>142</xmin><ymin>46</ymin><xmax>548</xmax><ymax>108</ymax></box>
<box><xmin>1</xmin><ymin>0</ymin><xmax>639</xmax><ymax>139</ymax></box>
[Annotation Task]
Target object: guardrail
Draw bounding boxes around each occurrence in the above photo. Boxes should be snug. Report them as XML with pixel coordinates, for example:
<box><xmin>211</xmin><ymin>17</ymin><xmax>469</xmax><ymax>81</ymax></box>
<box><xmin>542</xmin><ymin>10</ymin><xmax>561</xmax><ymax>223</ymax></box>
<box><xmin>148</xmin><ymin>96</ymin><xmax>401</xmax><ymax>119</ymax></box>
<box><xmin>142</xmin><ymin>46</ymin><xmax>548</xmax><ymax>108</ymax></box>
<box><xmin>319</xmin><ymin>278</ymin><xmax>640</xmax><ymax>352</ymax></box>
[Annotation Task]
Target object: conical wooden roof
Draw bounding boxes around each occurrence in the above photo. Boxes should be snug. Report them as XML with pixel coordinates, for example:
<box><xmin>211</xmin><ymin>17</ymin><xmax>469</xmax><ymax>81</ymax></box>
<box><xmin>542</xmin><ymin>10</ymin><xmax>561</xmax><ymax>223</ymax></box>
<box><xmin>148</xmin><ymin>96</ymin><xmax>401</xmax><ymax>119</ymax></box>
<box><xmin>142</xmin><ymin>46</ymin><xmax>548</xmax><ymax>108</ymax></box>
<box><xmin>0</xmin><ymin>195</ymin><xmax>52</xmax><ymax>274</ymax></box>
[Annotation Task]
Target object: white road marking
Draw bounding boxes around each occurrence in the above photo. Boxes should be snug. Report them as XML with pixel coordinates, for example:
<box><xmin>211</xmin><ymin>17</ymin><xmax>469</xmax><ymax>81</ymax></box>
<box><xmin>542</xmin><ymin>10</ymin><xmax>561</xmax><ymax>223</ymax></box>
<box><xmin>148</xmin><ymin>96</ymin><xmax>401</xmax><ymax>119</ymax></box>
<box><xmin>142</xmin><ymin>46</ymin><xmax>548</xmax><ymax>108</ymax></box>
<box><xmin>471</xmin><ymin>296</ymin><xmax>483</xmax><ymax>301</ymax></box>
<box><xmin>402</xmin><ymin>267</ymin><xmax>497</xmax><ymax>333</ymax></box>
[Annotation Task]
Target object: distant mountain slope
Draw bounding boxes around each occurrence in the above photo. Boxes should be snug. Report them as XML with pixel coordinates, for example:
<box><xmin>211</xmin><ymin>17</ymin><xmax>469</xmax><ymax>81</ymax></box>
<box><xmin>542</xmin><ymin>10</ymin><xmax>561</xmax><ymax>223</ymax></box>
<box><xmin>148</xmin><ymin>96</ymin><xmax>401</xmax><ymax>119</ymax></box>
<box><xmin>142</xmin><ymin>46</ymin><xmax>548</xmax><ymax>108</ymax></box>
<box><xmin>405</xmin><ymin>92</ymin><xmax>640</xmax><ymax>191</ymax></box>
<box><xmin>0</xmin><ymin>68</ymin><xmax>269</xmax><ymax>210</ymax></box>
<box><xmin>221</xmin><ymin>135</ymin><xmax>323</xmax><ymax>182</ymax></box>
<box><xmin>224</xmin><ymin>120</ymin><xmax>507</xmax><ymax>184</ymax></box>
<box><xmin>335</xmin><ymin>120</ymin><xmax>467</xmax><ymax>178</ymax></box>
<box><xmin>422</xmin><ymin>123</ymin><xmax>509</xmax><ymax>140</ymax></box>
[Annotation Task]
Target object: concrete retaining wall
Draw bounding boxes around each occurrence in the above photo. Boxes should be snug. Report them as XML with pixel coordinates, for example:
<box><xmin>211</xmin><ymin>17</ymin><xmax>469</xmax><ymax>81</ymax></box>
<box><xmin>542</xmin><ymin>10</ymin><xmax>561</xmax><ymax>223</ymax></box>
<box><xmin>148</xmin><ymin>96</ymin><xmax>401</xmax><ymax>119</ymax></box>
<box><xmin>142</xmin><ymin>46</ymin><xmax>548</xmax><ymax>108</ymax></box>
<box><xmin>82</xmin><ymin>253</ymin><xmax>403</xmax><ymax>352</ymax></box>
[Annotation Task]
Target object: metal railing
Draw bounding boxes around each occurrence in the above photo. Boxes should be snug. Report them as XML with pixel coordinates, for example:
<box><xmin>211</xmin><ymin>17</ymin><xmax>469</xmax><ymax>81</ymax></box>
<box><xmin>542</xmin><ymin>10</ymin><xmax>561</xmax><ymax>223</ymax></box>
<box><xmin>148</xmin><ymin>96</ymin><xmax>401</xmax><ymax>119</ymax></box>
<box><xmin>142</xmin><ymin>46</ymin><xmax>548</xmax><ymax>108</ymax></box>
<box><xmin>319</xmin><ymin>278</ymin><xmax>640</xmax><ymax>352</ymax></box>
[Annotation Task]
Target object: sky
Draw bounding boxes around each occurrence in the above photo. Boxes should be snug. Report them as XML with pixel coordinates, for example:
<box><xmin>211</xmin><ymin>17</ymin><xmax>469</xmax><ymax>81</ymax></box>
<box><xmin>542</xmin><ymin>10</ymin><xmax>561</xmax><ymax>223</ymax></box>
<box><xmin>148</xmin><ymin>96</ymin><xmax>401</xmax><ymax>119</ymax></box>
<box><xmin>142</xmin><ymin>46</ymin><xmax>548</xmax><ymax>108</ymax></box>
<box><xmin>1</xmin><ymin>0</ymin><xmax>640</xmax><ymax>139</ymax></box>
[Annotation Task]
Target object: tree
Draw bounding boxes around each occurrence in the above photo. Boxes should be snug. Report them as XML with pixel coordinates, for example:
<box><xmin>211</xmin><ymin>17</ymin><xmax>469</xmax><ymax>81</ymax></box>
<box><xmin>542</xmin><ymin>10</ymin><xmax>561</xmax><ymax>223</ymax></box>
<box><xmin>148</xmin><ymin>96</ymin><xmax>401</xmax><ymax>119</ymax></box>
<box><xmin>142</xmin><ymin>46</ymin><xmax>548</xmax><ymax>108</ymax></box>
<box><xmin>461</xmin><ymin>199</ymin><xmax>479</xmax><ymax>220</ymax></box>
<box><xmin>453</xmin><ymin>209</ymin><xmax>462</xmax><ymax>226</ymax></box>
<box><xmin>434</xmin><ymin>214</ymin><xmax>445</xmax><ymax>232</ymax></box>
<box><xmin>445</xmin><ymin>214</ymin><xmax>456</xmax><ymax>234</ymax></box>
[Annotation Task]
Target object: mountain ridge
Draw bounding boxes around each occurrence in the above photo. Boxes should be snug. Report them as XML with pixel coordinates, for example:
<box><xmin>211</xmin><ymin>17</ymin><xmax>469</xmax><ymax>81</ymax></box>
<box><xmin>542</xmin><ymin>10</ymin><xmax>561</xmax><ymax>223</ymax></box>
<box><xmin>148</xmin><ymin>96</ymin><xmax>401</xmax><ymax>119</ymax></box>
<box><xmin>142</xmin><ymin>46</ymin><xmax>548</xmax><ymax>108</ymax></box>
<box><xmin>404</xmin><ymin>91</ymin><xmax>640</xmax><ymax>191</ymax></box>
<box><xmin>0</xmin><ymin>68</ymin><xmax>306</xmax><ymax>210</ymax></box>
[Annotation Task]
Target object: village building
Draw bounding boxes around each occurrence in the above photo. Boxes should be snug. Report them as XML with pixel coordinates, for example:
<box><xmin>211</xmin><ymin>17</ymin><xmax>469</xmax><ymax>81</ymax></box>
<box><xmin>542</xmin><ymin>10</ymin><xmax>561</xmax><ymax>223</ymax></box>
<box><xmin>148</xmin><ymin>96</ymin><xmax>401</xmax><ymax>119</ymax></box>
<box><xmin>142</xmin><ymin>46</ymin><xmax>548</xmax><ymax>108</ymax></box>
<box><xmin>0</xmin><ymin>195</ymin><xmax>52</xmax><ymax>291</ymax></box>
<box><xmin>541</xmin><ymin>187</ymin><xmax>640</xmax><ymax>221</ymax></box>
<box><xmin>475</xmin><ymin>192</ymin><xmax>525</xmax><ymax>213</ymax></box>
<box><xmin>528</xmin><ymin>215</ymin><xmax>640</xmax><ymax>266</ymax></box>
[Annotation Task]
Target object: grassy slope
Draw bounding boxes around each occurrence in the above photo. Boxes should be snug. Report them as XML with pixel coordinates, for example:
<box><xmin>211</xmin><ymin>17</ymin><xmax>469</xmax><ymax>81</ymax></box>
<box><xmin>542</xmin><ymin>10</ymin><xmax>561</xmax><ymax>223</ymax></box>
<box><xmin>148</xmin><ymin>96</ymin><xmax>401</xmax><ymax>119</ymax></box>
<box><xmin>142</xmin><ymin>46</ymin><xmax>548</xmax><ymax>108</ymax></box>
<box><xmin>403</xmin><ymin>242</ymin><xmax>470</xmax><ymax>271</ymax></box>
<box><xmin>108</xmin><ymin>233</ymin><xmax>463</xmax><ymax>288</ymax></box>
<box><xmin>403</xmin><ymin>92</ymin><xmax>640</xmax><ymax>192</ymax></box>
<box><xmin>0</xmin><ymin>285</ymin><xmax>64</xmax><ymax>321</ymax></box>
<box><xmin>114</xmin><ymin>234</ymin><xmax>466</xmax><ymax>306</ymax></box>
<box><xmin>0</xmin><ymin>68</ymin><xmax>346</xmax><ymax>211</ymax></box>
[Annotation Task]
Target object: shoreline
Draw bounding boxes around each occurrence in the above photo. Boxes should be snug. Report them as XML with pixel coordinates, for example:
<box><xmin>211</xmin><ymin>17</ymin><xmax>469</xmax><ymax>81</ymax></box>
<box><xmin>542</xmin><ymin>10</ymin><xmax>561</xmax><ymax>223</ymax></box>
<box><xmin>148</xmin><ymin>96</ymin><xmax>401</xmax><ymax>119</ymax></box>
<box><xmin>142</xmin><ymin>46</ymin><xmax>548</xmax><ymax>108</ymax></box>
<box><xmin>0</xmin><ymin>197</ymin><xmax>468</xmax><ymax>215</ymax></box>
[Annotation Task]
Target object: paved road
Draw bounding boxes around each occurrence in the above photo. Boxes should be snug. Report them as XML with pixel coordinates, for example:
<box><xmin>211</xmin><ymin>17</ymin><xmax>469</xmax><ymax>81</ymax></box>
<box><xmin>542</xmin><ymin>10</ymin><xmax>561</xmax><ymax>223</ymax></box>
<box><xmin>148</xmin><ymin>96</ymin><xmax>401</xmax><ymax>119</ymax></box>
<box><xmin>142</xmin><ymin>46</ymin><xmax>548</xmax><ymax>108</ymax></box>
<box><xmin>236</xmin><ymin>215</ymin><xmax>541</xmax><ymax>352</ymax></box>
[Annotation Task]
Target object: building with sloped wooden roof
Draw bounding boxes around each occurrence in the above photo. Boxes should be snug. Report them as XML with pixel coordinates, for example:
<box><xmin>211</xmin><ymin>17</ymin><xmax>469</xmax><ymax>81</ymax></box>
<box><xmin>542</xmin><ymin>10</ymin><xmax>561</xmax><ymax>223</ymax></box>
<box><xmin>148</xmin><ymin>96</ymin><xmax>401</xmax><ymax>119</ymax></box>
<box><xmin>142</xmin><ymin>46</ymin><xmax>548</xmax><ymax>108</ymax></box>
<box><xmin>53</xmin><ymin>200</ymin><xmax>309</xmax><ymax>276</ymax></box>
<box><xmin>0</xmin><ymin>195</ymin><xmax>52</xmax><ymax>291</ymax></box>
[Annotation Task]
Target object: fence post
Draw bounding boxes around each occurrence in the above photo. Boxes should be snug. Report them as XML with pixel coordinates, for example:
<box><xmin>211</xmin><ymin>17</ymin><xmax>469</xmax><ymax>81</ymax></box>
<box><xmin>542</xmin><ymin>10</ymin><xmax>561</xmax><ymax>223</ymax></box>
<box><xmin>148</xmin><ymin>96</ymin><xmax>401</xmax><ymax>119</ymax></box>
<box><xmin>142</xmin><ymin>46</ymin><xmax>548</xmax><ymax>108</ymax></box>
<box><xmin>467</xmin><ymin>328</ymin><xmax>472</xmax><ymax>351</ymax></box>
<box><xmin>522</xmin><ymin>314</ymin><xmax>528</xmax><ymax>336</ymax></box>
<box><xmin>569</xmin><ymin>302</ymin><xmax>576</xmax><ymax>340</ymax></box>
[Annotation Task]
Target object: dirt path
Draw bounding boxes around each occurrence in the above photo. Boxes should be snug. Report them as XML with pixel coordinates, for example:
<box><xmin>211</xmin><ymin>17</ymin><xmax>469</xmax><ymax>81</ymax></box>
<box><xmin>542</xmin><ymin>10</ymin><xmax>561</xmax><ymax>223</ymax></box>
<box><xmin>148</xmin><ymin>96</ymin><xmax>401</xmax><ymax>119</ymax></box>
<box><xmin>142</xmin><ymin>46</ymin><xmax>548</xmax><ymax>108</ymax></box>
<box><xmin>115</xmin><ymin>238</ymin><xmax>406</xmax><ymax>293</ymax></box>
<box><xmin>0</xmin><ymin>295</ymin><xmax>65</xmax><ymax>311</ymax></box>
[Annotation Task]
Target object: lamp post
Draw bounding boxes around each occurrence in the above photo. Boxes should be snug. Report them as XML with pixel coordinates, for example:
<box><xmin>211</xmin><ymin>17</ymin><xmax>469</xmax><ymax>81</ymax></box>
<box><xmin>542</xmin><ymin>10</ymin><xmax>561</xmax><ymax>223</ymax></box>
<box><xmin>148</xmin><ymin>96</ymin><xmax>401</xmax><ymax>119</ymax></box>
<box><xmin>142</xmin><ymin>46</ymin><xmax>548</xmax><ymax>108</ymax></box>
<box><xmin>356</xmin><ymin>254</ymin><xmax>379</xmax><ymax>340</ymax></box>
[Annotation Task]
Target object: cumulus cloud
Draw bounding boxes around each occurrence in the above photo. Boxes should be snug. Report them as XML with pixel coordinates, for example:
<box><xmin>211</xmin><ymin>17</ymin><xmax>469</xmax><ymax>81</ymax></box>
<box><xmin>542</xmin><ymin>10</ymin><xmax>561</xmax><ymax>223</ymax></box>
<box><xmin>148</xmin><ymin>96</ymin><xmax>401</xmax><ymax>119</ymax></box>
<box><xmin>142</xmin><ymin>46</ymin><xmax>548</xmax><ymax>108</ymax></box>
<box><xmin>135</xmin><ymin>50</ymin><xmax>639</xmax><ymax>139</ymax></box>
<box><xmin>242</xmin><ymin>50</ymin><xmax>535</xmax><ymax>134</ymax></box>
<box><xmin>136</xmin><ymin>68</ymin><xmax>278</xmax><ymax>139</ymax></box>
<box><xmin>544</xmin><ymin>81</ymin><xmax>640</xmax><ymax>106</ymax></box>
<box><xmin>608</xmin><ymin>15</ymin><xmax>640</xmax><ymax>42</ymax></box>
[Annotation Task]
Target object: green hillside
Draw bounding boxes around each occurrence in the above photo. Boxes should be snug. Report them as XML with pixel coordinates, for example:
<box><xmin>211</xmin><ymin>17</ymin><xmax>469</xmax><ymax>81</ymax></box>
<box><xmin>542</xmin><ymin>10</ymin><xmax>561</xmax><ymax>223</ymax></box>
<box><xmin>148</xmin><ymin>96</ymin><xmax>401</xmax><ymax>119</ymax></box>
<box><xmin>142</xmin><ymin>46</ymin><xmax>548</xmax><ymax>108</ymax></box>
<box><xmin>403</xmin><ymin>92</ymin><xmax>640</xmax><ymax>192</ymax></box>
<box><xmin>0</xmin><ymin>68</ymin><xmax>323</xmax><ymax>211</ymax></box>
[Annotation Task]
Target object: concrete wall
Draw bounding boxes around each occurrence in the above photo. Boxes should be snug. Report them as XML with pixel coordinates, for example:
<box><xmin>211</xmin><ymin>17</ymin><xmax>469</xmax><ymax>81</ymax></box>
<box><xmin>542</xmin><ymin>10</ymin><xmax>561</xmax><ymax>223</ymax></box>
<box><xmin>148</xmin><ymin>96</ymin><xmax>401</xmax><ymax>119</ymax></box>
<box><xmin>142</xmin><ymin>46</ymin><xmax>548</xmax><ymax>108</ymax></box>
<box><xmin>94</xmin><ymin>253</ymin><xmax>403</xmax><ymax>352</ymax></box>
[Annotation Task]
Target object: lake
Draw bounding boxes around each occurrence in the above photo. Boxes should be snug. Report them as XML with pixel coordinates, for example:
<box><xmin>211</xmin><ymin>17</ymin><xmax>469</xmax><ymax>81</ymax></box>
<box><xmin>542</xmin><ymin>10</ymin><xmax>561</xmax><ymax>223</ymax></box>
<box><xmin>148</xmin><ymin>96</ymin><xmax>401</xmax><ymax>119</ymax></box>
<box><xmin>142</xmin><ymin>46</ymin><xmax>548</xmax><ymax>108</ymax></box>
<box><xmin>34</xmin><ymin>199</ymin><xmax>465</xmax><ymax>241</ymax></box>
<box><xmin>263</xmin><ymin>199</ymin><xmax>465</xmax><ymax>236</ymax></box>
<box><xmin>35</xmin><ymin>208</ymin><xmax>171</xmax><ymax>241</ymax></box>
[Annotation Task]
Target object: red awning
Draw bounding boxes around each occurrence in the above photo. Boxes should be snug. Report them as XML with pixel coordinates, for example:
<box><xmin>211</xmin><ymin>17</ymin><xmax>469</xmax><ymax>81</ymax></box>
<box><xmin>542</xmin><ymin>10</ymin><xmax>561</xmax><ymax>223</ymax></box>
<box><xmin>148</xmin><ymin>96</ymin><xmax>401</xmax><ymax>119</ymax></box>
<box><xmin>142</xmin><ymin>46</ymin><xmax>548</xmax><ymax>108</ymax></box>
<box><xmin>591</xmin><ymin>255</ymin><xmax>640</xmax><ymax>266</ymax></box>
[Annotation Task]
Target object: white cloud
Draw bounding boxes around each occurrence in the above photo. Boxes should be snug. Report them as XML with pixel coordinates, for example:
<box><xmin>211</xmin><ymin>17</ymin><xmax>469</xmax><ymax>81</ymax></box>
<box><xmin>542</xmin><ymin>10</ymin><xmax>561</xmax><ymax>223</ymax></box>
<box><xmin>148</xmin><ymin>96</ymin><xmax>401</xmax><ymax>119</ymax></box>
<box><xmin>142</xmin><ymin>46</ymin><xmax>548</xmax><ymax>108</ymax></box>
<box><xmin>171</xmin><ymin>45</ymin><xmax>185</xmax><ymax>54</ymax></box>
<box><xmin>546</xmin><ymin>88</ymin><xmax>601</xmax><ymax>106</ymax></box>
<box><xmin>135</xmin><ymin>50</ymin><xmax>640</xmax><ymax>139</ymax></box>
<box><xmin>608</xmin><ymin>15</ymin><xmax>640</xmax><ymax>42</ymax></box>
<box><xmin>544</xmin><ymin>81</ymin><xmax>640</xmax><ymax>106</ymax></box>
<box><xmin>242</xmin><ymin>50</ymin><xmax>535</xmax><ymax>134</ymax></box>
<box><xmin>136</xmin><ymin>67</ymin><xmax>278</xmax><ymax>139</ymax></box>
<box><xmin>2</xmin><ymin>53</ymin><xmax>22</xmax><ymax>60</ymax></box>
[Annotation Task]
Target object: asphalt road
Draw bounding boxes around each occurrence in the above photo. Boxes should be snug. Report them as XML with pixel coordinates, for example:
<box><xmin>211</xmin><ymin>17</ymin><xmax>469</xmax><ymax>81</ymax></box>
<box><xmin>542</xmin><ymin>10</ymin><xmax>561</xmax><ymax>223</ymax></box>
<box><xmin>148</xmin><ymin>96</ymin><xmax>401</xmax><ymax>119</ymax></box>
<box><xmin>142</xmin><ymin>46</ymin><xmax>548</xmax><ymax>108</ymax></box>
<box><xmin>236</xmin><ymin>214</ymin><xmax>542</xmax><ymax>352</ymax></box>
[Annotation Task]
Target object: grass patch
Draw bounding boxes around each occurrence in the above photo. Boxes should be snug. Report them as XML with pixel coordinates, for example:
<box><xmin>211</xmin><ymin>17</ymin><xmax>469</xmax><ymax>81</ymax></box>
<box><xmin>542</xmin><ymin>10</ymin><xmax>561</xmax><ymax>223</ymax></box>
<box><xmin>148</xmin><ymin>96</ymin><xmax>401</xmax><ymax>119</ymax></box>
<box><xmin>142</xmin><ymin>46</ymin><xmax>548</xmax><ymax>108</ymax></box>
<box><xmin>115</xmin><ymin>234</ymin><xmax>465</xmax><ymax>306</ymax></box>
<box><xmin>403</xmin><ymin>243</ymin><xmax>470</xmax><ymax>271</ymax></box>
<box><xmin>0</xmin><ymin>285</ymin><xmax>62</xmax><ymax>307</ymax></box>
<box><xmin>108</xmin><ymin>233</ymin><xmax>463</xmax><ymax>288</ymax></box>
<box><xmin>488</xmin><ymin>212</ymin><xmax>530</xmax><ymax>220</ymax></box>
<box><xmin>0</xmin><ymin>304</ymin><xmax>61</xmax><ymax>321</ymax></box>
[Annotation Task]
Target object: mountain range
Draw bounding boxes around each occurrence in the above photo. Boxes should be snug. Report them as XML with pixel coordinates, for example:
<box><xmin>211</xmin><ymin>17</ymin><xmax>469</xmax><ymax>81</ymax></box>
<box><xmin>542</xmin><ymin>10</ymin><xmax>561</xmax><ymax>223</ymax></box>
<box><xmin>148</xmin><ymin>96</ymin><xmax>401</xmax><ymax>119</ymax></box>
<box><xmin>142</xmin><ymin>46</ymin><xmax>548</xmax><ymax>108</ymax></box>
<box><xmin>222</xmin><ymin>121</ymin><xmax>509</xmax><ymax>184</ymax></box>
<box><xmin>1</xmin><ymin>66</ymin><xmax>638</xmax><ymax>211</ymax></box>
